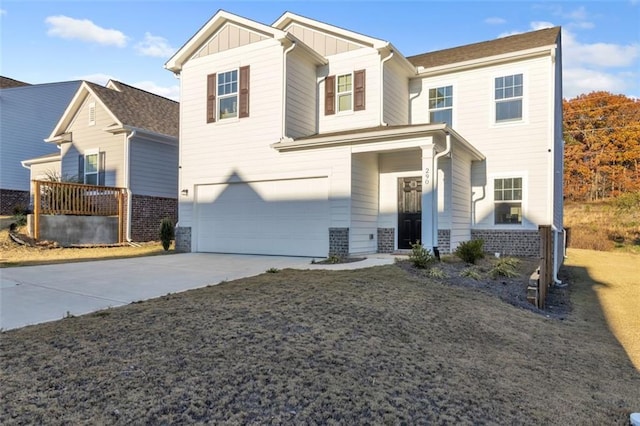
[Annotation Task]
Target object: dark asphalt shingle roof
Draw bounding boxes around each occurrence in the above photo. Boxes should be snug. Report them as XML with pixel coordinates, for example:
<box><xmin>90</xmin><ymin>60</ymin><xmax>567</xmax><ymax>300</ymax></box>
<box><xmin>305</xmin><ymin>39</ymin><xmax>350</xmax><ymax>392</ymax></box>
<box><xmin>85</xmin><ymin>81</ymin><xmax>179</xmax><ymax>138</ymax></box>
<box><xmin>0</xmin><ymin>76</ymin><xmax>31</xmax><ymax>88</ymax></box>
<box><xmin>407</xmin><ymin>26</ymin><xmax>561</xmax><ymax>69</ymax></box>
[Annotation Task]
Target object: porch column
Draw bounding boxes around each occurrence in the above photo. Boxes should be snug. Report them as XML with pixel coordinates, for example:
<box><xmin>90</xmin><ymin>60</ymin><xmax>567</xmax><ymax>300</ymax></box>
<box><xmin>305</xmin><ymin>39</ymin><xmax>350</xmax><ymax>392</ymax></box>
<box><xmin>421</xmin><ymin>143</ymin><xmax>436</xmax><ymax>253</ymax></box>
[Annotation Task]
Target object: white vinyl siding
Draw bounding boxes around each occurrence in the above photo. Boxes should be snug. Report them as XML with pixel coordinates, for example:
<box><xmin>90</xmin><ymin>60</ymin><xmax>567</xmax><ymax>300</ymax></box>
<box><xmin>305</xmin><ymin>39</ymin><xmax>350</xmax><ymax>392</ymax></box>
<box><xmin>383</xmin><ymin>59</ymin><xmax>409</xmax><ymax>125</ymax></box>
<box><xmin>412</xmin><ymin>56</ymin><xmax>550</xmax><ymax>229</ymax></box>
<box><xmin>350</xmin><ymin>153</ymin><xmax>379</xmax><ymax>254</ymax></box>
<box><xmin>449</xmin><ymin>149</ymin><xmax>473</xmax><ymax>249</ymax></box>
<box><xmin>285</xmin><ymin>48</ymin><xmax>318</xmax><ymax>138</ymax></box>
<box><xmin>129</xmin><ymin>137</ymin><xmax>178</xmax><ymax>198</ymax></box>
<box><xmin>320</xmin><ymin>49</ymin><xmax>380</xmax><ymax>133</ymax></box>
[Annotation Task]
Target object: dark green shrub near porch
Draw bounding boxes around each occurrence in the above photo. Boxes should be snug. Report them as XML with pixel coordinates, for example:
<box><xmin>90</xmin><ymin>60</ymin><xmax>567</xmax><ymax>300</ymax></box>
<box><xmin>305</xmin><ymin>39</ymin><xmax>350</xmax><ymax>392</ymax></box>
<box><xmin>159</xmin><ymin>217</ymin><xmax>175</xmax><ymax>251</ymax></box>
<box><xmin>455</xmin><ymin>239</ymin><xmax>485</xmax><ymax>264</ymax></box>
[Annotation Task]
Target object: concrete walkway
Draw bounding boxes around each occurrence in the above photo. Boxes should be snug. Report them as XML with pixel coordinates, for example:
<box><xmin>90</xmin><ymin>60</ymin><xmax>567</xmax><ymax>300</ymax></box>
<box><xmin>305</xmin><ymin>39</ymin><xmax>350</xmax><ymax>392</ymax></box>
<box><xmin>0</xmin><ymin>253</ymin><xmax>396</xmax><ymax>331</ymax></box>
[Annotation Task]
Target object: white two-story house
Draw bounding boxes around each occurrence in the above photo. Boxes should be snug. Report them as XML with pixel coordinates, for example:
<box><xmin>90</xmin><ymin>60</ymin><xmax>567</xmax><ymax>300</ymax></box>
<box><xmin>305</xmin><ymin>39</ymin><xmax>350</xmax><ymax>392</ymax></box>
<box><xmin>165</xmin><ymin>11</ymin><xmax>564</xmax><ymax>274</ymax></box>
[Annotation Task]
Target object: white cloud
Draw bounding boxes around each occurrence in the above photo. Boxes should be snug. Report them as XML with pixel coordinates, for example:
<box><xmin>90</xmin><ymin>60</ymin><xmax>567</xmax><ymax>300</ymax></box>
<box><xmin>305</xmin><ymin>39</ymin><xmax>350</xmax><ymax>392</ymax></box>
<box><xmin>45</xmin><ymin>15</ymin><xmax>127</xmax><ymax>47</ymax></box>
<box><xmin>0</xmin><ymin>9</ymin><xmax>7</xmax><ymax>16</ymax></box>
<box><xmin>132</xmin><ymin>80</ymin><xmax>180</xmax><ymax>101</ymax></box>
<box><xmin>562</xmin><ymin>28</ymin><xmax>639</xmax><ymax>68</ymax></box>
<box><xmin>485</xmin><ymin>17</ymin><xmax>506</xmax><ymax>25</ymax></box>
<box><xmin>135</xmin><ymin>33</ymin><xmax>175</xmax><ymax>58</ymax></box>
<box><xmin>563</xmin><ymin>67</ymin><xmax>631</xmax><ymax>98</ymax></box>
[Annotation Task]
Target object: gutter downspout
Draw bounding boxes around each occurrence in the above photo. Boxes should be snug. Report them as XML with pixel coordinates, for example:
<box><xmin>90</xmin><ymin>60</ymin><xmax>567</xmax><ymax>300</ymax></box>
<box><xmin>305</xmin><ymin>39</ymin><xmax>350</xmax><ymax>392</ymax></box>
<box><xmin>379</xmin><ymin>50</ymin><xmax>394</xmax><ymax>126</ymax></box>
<box><xmin>432</xmin><ymin>131</ymin><xmax>452</xmax><ymax>259</ymax></box>
<box><xmin>551</xmin><ymin>224</ymin><xmax>566</xmax><ymax>287</ymax></box>
<box><xmin>125</xmin><ymin>130</ymin><xmax>136</xmax><ymax>244</ymax></box>
<box><xmin>281</xmin><ymin>41</ymin><xmax>296</xmax><ymax>140</ymax></box>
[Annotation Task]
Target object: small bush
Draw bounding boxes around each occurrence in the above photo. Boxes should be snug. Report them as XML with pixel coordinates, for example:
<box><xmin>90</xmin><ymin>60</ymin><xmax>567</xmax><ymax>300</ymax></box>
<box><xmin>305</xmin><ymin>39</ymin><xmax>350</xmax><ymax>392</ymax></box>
<box><xmin>159</xmin><ymin>217</ymin><xmax>175</xmax><ymax>251</ymax></box>
<box><xmin>427</xmin><ymin>267</ymin><xmax>447</xmax><ymax>279</ymax></box>
<box><xmin>409</xmin><ymin>242</ymin><xmax>435</xmax><ymax>269</ymax></box>
<box><xmin>615</xmin><ymin>192</ymin><xmax>640</xmax><ymax>211</ymax></box>
<box><xmin>266</xmin><ymin>268</ymin><xmax>280</xmax><ymax>273</ymax></box>
<box><xmin>455</xmin><ymin>239</ymin><xmax>485</xmax><ymax>264</ymax></box>
<box><xmin>460</xmin><ymin>267</ymin><xmax>482</xmax><ymax>280</ymax></box>
<box><xmin>489</xmin><ymin>257</ymin><xmax>520</xmax><ymax>278</ymax></box>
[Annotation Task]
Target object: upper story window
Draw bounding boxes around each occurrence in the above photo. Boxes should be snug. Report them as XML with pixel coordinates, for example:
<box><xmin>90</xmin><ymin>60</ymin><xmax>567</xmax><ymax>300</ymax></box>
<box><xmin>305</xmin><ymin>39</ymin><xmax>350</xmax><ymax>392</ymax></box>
<box><xmin>429</xmin><ymin>86</ymin><xmax>453</xmax><ymax>127</ymax></box>
<box><xmin>217</xmin><ymin>70</ymin><xmax>238</xmax><ymax>119</ymax></box>
<box><xmin>495</xmin><ymin>74</ymin><xmax>523</xmax><ymax>122</ymax></box>
<box><xmin>337</xmin><ymin>74</ymin><xmax>353</xmax><ymax>112</ymax></box>
<box><xmin>494</xmin><ymin>177</ymin><xmax>522</xmax><ymax>224</ymax></box>
<box><xmin>325</xmin><ymin>69</ymin><xmax>365</xmax><ymax>115</ymax></box>
<box><xmin>88</xmin><ymin>102</ymin><xmax>96</xmax><ymax>126</ymax></box>
<box><xmin>207</xmin><ymin>66</ymin><xmax>250</xmax><ymax>123</ymax></box>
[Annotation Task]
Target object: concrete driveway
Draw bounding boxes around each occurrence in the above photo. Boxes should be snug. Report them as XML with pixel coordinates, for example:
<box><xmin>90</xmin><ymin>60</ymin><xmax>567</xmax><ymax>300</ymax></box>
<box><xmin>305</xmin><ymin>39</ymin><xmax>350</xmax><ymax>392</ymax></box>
<box><xmin>0</xmin><ymin>253</ymin><xmax>395</xmax><ymax>331</ymax></box>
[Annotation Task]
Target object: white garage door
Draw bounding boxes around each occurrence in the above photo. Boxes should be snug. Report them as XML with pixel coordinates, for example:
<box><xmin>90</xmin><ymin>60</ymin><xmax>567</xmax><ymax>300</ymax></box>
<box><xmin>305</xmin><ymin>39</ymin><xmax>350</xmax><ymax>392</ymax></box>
<box><xmin>195</xmin><ymin>177</ymin><xmax>329</xmax><ymax>257</ymax></box>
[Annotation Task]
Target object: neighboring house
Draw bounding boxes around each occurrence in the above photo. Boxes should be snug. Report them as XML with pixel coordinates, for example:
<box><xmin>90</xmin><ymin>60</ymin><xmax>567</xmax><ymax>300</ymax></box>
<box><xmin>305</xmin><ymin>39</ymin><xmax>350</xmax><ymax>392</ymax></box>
<box><xmin>165</xmin><ymin>11</ymin><xmax>564</xmax><ymax>276</ymax></box>
<box><xmin>22</xmin><ymin>80</ymin><xmax>179</xmax><ymax>242</ymax></box>
<box><xmin>0</xmin><ymin>78</ymin><xmax>81</xmax><ymax>215</ymax></box>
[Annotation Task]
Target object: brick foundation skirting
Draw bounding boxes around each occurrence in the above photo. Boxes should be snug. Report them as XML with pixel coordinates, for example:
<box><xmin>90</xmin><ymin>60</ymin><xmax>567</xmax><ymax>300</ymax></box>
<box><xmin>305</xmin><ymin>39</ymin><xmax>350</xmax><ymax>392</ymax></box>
<box><xmin>175</xmin><ymin>227</ymin><xmax>192</xmax><ymax>252</ymax></box>
<box><xmin>130</xmin><ymin>194</ymin><xmax>178</xmax><ymax>242</ymax></box>
<box><xmin>437</xmin><ymin>229</ymin><xmax>451</xmax><ymax>254</ymax></box>
<box><xmin>377</xmin><ymin>228</ymin><xmax>394</xmax><ymax>253</ymax></box>
<box><xmin>329</xmin><ymin>227</ymin><xmax>349</xmax><ymax>258</ymax></box>
<box><xmin>471</xmin><ymin>229</ymin><xmax>540</xmax><ymax>257</ymax></box>
<box><xmin>0</xmin><ymin>188</ymin><xmax>30</xmax><ymax>215</ymax></box>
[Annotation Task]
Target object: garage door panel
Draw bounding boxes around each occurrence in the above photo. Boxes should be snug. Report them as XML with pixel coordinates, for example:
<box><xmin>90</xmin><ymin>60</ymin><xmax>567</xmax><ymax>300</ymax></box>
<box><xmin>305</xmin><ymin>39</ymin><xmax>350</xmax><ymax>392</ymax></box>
<box><xmin>195</xmin><ymin>178</ymin><xmax>329</xmax><ymax>257</ymax></box>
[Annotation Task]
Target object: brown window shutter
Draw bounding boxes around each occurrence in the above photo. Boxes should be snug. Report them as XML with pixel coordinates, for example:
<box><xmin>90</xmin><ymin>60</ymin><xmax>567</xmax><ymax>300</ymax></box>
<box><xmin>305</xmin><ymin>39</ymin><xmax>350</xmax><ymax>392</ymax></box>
<box><xmin>325</xmin><ymin>75</ymin><xmax>335</xmax><ymax>115</ymax></box>
<box><xmin>207</xmin><ymin>73</ymin><xmax>216</xmax><ymax>123</ymax></box>
<box><xmin>354</xmin><ymin>69</ymin><xmax>366</xmax><ymax>111</ymax></box>
<box><xmin>239</xmin><ymin>65</ymin><xmax>250</xmax><ymax>118</ymax></box>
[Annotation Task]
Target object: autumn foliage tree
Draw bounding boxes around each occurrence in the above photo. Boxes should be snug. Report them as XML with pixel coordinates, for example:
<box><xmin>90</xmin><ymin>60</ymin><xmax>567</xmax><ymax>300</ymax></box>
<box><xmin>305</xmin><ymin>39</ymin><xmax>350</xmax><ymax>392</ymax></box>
<box><xmin>563</xmin><ymin>91</ymin><xmax>640</xmax><ymax>201</ymax></box>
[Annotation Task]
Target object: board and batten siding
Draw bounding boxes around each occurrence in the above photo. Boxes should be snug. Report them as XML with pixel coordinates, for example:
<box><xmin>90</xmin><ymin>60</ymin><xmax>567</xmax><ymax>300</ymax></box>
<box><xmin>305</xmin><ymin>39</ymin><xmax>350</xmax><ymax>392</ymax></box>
<box><xmin>129</xmin><ymin>137</ymin><xmax>178</xmax><ymax>198</ymax></box>
<box><xmin>319</xmin><ymin>49</ymin><xmax>381</xmax><ymax>134</ymax></box>
<box><xmin>60</xmin><ymin>96</ymin><xmax>125</xmax><ymax>187</ymax></box>
<box><xmin>177</xmin><ymin>39</ymin><xmax>352</xmax><ymax>231</ymax></box>
<box><xmin>411</xmin><ymin>55</ymin><xmax>553</xmax><ymax>229</ymax></box>
<box><xmin>350</xmin><ymin>152</ymin><xmax>379</xmax><ymax>254</ymax></box>
<box><xmin>0</xmin><ymin>81</ymin><xmax>80</xmax><ymax>191</ymax></box>
<box><xmin>285</xmin><ymin>47</ymin><xmax>318</xmax><ymax>139</ymax></box>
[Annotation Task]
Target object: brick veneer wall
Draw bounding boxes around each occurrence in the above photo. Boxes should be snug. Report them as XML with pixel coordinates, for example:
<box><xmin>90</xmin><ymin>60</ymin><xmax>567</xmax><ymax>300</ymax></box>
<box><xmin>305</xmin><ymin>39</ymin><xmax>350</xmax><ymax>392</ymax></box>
<box><xmin>130</xmin><ymin>194</ymin><xmax>178</xmax><ymax>242</ymax></box>
<box><xmin>377</xmin><ymin>228</ymin><xmax>394</xmax><ymax>253</ymax></box>
<box><xmin>0</xmin><ymin>189</ymin><xmax>30</xmax><ymax>215</ymax></box>
<box><xmin>175</xmin><ymin>227</ymin><xmax>191</xmax><ymax>252</ymax></box>
<box><xmin>437</xmin><ymin>229</ymin><xmax>451</xmax><ymax>254</ymax></box>
<box><xmin>471</xmin><ymin>229</ymin><xmax>540</xmax><ymax>257</ymax></box>
<box><xmin>329</xmin><ymin>227</ymin><xmax>349</xmax><ymax>258</ymax></box>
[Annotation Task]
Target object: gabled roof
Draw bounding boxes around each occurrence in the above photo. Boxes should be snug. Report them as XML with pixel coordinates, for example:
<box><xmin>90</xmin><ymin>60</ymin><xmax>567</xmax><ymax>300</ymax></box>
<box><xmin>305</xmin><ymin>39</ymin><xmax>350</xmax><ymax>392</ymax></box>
<box><xmin>165</xmin><ymin>10</ymin><xmax>288</xmax><ymax>73</ymax></box>
<box><xmin>0</xmin><ymin>76</ymin><xmax>31</xmax><ymax>88</ymax></box>
<box><xmin>272</xmin><ymin>12</ymin><xmax>389</xmax><ymax>50</ymax></box>
<box><xmin>47</xmin><ymin>80</ymin><xmax>179</xmax><ymax>142</ymax></box>
<box><xmin>407</xmin><ymin>26</ymin><xmax>561</xmax><ymax>69</ymax></box>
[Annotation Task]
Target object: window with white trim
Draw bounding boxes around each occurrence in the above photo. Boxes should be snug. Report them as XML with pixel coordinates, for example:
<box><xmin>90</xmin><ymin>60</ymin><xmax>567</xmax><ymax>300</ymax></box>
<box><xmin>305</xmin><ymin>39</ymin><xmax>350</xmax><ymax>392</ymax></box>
<box><xmin>495</xmin><ymin>74</ymin><xmax>523</xmax><ymax>122</ymax></box>
<box><xmin>494</xmin><ymin>177</ymin><xmax>522</xmax><ymax>224</ymax></box>
<box><xmin>89</xmin><ymin>102</ymin><xmax>96</xmax><ymax>126</ymax></box>
<box><xmin>429</xmin><ymin>85</ymin><xmax>453</xmax><ymax>126</ymax></box>
<box><xmin>84</xmin><ymin>150</ymin><xmax>99</xmax><ymax>185</ymax></box>
<box><xmin>217</xmin><ymin>69</ymin><xmax>238</xmax><ymax>120</ymax></box>
<box><xmin>337</xmin><ymin>73</ymin><xmax>353</xmax><ymax>112</ymax></box>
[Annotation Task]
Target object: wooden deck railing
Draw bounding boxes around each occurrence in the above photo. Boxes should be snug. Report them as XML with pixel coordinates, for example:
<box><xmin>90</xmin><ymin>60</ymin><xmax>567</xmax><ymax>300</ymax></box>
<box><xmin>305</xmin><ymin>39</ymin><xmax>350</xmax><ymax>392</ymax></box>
<box><xmin>32</xmin><ymin>180</ymin><xmax>126</xmax><ymax>242</ymax></box>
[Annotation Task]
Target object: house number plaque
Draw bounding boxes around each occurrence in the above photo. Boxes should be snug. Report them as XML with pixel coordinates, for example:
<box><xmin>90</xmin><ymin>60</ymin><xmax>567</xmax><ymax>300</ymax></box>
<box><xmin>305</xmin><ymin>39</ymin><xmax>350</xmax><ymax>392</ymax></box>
<box><xmin>424</xmin><ymin>168</ymin><xmax>430</xmax><ymax>185</ymax></box>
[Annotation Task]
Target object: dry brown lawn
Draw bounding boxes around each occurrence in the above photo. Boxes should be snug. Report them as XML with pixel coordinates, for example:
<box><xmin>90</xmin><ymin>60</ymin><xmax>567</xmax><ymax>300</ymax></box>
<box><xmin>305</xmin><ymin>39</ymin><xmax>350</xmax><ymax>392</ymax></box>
<box><xmin>1</xmin><ymin>250</ymin><xmax>639</xmax><ymax>424</ymax></box>
<box><xmin>0</xmin><ymin>229</ymin><xmax>173</xmax><ymax>268</ymax></box>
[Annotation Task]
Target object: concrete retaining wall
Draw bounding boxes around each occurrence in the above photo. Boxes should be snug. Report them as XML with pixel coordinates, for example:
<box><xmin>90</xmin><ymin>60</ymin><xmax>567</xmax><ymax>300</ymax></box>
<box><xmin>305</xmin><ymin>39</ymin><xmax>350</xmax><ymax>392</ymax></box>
<box><xmin>28</xmin><ymin>214</ymin><xmax>119</xmax><ymax>246</ymax></box>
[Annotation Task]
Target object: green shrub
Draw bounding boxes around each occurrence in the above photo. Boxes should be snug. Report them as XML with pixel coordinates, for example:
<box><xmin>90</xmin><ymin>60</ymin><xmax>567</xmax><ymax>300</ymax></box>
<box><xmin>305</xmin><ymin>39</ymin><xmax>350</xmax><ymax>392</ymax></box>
<box><xmin>460</xmin><ymin>267</ymin><xmax>482</xmax><ymax>280</ymax></box>
<box><xmin>409</xmin><ymin>242</ymin><xmax>435</xmax><ymax>269</ymax></box>
<box><xmin>159</xmin><ymin>217</ymin><xmax>175</xmax><ymax>251</ymax></box>
<box><xmin>489</xmin><ymin>257</ymin><xmax>520</xmax><ymax>278</ymax></box>
<box><xmin>615</xmin><ymin>192</ymin><xmax>640</xmax><ymax>211</ymax></box>
<box><xmin>427</xmin><ymin>267</ymin><xmax>447</xmax><ymax>279</ymax></box>
<box><xmin>455</xmin><ymin>239</ymin><xmax>485</xmax><ymax>264</ymax></box>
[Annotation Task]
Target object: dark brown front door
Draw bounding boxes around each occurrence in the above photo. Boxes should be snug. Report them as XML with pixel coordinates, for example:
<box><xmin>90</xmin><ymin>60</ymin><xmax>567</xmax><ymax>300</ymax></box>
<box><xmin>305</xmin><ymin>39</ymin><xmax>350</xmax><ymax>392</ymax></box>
<box><xmin>398</xmin><ymin>177</ymin><xmax>422</xmax><ymax>249</ymax></box>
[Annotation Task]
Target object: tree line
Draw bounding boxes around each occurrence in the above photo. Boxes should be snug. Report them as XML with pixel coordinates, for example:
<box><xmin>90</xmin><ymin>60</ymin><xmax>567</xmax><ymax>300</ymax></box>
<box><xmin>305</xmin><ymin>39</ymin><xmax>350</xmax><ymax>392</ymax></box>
<box><xmin>563</xmin><ymin>91</ymin><xmax>640</xmax><ymax>201</ymax></box>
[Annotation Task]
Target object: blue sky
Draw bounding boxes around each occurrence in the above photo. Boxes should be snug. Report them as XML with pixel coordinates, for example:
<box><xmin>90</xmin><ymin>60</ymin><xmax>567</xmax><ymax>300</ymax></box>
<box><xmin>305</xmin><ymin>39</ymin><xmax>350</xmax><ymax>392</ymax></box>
<box><xmin>1</xmin><ymin>1</ymin><xmax>638</xmax><ymax>100</ymax></box>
